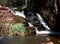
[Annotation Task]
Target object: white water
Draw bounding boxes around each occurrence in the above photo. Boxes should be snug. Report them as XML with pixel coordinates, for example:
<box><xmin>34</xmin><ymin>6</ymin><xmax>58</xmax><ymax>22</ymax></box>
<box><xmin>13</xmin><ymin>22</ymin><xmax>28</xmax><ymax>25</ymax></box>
<box><xmin>35</xmin><ymin>13</ymin><xmax>60</xmax><ymax>34</ymax></box>
<box><xmin>35</xmin><ymin>27</ymin><xmax>60</xmax><ymax>34</ymax></box>
<box><xmin>10</xmin><ymin>10</ymin><xmax>60</xmax><ymax>34</ymax></box>
<box><xmin>35</xmin><ymin>13</ymin><xmax>51</xmax><ymax>34</ymax></box>
<box><xmin>14</xmin><ymin>11</ymin><xmax>26</xmax><ymax>18</ymax></box>
<box><xmin>35</xmin><ymin>27</ymin><xmax>50</xmax><ymax>34</ymax></box>
<box><xmin>28</xmin><ymin>23</ymin><xmax>33</xmax><ymax>27</ymax></box>
<box><xmin>36</xmin><ymin>13</ymin><xmax>50</xmax><ymax>30</ymax></box>
<box><xmin>10</xmin><ymin>10</ymin><xmax>51</xmax><ymax>34</ymax></box>
<box><xmin>9</xmin><ymin>8</ymin><xmax>26</xmax><ymax>18</ymax></box>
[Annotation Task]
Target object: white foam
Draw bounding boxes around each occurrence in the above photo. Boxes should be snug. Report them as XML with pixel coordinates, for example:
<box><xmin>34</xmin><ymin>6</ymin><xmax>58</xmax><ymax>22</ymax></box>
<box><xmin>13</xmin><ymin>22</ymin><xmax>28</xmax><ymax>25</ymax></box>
<box><xmin>36</xmin><ymin>13</ymin><xmax>50</xmax><ymax>30</ymax></box>
<box><xmin>14</xmin><ymin>11</ymin><xmax>26</xmax><ymax>18</ymax></box>
<box><xmin>10</xmin><ymin>9</ymin><xmax>26</xmax><ymax>18</ymax></box>
<box><xmin>28</xmin><ymin>23</ymin><xmax>33</xmax><ymax>27</ymax></box>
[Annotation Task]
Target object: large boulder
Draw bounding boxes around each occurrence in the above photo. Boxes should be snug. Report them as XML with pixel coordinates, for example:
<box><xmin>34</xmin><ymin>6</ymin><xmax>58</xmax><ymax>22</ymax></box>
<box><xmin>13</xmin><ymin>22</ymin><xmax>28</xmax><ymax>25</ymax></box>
<box><xmin>0</xmin><ymin>7</ymin><xmax>35</xmax><ymax>37</ymax></box>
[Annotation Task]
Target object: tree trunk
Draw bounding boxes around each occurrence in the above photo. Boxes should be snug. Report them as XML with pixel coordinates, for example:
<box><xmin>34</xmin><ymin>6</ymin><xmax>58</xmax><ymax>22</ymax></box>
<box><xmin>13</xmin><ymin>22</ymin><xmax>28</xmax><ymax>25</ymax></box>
<box><xmin>54</xmin><ymin>0</ymin><xmax>58</xmax><ymax>15</ymax></box>
<box><xmin>54</xmin><ymin>0</ymin><xmax>60</xmax><ymax>32</ymax></box>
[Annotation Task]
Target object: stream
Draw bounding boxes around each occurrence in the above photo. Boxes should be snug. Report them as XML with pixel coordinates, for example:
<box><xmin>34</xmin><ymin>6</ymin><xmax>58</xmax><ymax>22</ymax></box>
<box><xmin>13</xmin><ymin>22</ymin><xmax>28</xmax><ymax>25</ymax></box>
<box><xmin>0</xmin><ymin>36</ymin><xmax>60</xmax><ymax>44</ymax></box>
<box><xmin>10</xmin><ymin>8</ymin><xmax>60</xmax><ymax>34</ymax></box>
<box><xmin>0</xmin><ymin>8</ymin><xmax>60</xmax><ymax>44</ymax></box>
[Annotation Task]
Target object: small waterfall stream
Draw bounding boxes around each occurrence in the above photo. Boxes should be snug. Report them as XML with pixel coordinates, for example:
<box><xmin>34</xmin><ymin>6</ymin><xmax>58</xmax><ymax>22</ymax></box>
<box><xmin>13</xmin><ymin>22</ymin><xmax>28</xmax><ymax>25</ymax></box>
<box><xmin>36</xmin><ymin>13</ymin><xmax>50</xmax><ymax>30</ymax></box>
<box><xmin>9</xmin><ymin>8</ymin><xmax>26</xmax><ymax>18</ymax></box>
<box><xmin>35</xmin><ymin>13</ymin><xmax>51</xmax><ymax>34</ymax></box>
<box><xmin>35</xmin><ymin>13</ymin><xmax>60</xmax><ymax>34</ymax></box>
<box><xmin>10</xmin><ymin>9</ymin><xmax>60</xmax><ymax>34</ymax></box>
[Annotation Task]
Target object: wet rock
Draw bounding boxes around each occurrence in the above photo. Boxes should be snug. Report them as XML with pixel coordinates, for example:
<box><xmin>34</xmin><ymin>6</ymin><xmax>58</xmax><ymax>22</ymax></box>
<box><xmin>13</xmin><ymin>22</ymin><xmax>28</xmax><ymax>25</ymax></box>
<box><xmin>0</xmin><ymin>7</ymin><xmax>36</xmax><ymax>37</ymax></box>
<box><xmin>46</xmin><ymin>42</ymin><xmax>54</xmax><ymax>44</ymax></box>
<box><xmin>46</xmin><ymin>37</ymin><xmax>51</xmax><ymax>42</ymax></box>
<box><xmin>0</xmin><ymin>8</ymin><xmax>19</xmax><ymax>36</ymax></box>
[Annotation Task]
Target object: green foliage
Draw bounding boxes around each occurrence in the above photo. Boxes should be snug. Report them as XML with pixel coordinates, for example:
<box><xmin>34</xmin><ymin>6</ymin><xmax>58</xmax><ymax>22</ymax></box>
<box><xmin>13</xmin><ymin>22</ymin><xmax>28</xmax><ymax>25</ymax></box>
<box><xmin>0</xmin><ymin>0</ymin><xmax>7</xmax><ymax>6</ymax></box>
<box><xmin>17</xmin><ymin>6</ymin><xmax>22</xmax><ymax>11</ymax></box>
<box><xmin>5</xmin><ymin>23</ymin><xmax>25</xmax><ymax>33</ymax></box>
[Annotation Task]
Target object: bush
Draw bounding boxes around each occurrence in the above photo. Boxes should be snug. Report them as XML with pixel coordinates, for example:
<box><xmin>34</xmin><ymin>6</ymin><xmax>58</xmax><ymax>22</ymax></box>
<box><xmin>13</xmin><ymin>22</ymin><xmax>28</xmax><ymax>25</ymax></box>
<box><xmin>9</xmin><ymin>23</ymin><xmax>25</xmax><ymax>33</ymax></box>
<box><xmin>4</xmin><ymin>23</ymin><xmax>25</xmax><ymax>37</ymax></box>
<box><xmin>0</xmin><ymin>0</ymin><xmax>7</xmax><ymax>6</ymax></box>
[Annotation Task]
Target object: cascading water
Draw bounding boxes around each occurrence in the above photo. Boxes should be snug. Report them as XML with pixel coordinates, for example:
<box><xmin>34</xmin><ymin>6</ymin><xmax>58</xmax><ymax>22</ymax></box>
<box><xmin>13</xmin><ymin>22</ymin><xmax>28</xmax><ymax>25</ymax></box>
<box><xmin>35</xmin><ymin>13</ymin><xmax>60</xmax><ymax>34</ymax></box>
<box><xmin>9</xmin><ymin>8</ymin><xmax>26</xmax><ymax>18</ymax></box>
<box><xmin>10</xmin><ymin>9</ymin><xmax>60</xmax><ymax>34</ymax></box>
<box><xmin>10</xmin><ymin>9</ymin><xmax>51</xmax><ymax>34</ymax></box>
<box><xmin>35</xmin><ymin>27</ymin><xmax>50</xmax><ymax>34</ymax></box>
<box><xmin>34</xmin><ymin>13</ymin><xmax>51</xmax><ymax>34</ymax></box>
<box><xmin>14</xmin><ymin>11</ymin><xmax>26</xmax><ymax>18</ymax></box>
<box><xmin>23</xmin><ymin>11</ymin><xmax>51</xmax><ymax>34</ymax></box>
<box><xmin>36</xmin><ymin>13</ymin><xmax>50</xmax><ymax>30</ymax></box>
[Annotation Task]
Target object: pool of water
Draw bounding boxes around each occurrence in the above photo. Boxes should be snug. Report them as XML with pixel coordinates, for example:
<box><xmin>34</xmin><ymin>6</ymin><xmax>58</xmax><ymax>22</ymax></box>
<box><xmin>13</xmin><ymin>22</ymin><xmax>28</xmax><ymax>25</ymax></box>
<box><xmin>0</xmin><ymin>34</ymin><xmax>60</xmax><ymax>44</ymax></box>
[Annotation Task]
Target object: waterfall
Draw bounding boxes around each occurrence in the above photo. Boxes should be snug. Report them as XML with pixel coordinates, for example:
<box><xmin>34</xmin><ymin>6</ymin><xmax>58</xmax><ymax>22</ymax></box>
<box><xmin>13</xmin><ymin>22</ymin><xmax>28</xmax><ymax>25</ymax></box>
<box><xmin>14</xmin><ymin>11</ymin><xmax>26</xmax><ymax>18</ymax></box>
<box><xmin>35</xmin><ymin>27</ymin><xmax>60</xmax><ymax>34</ymax></box>
<box><xmin>36</xmin><ymin>13</ymin><xmax>50</xmax><ymax>30</ymax></box>
<box><xmin>28</xmin><ymin>23</ymin><xmax>33</xmax><ymax>27</ymax></box>
<box><xmin>10</xmin><ymin>9</ymin><xmax>60</xmax><ymax>34</ymax></box>
<box><xmin>9</xmin><ymin>8</ymin><xmax>26</xmax><ymax>18</ymax></box>
<box><xmin>35</xmin><ymin>27</ymin><xmax>50</xmax><ymax>34</ymax></box>
<box><xmin>34</xmin><ymin>13</ymin><xmax>51</xmax><ymax>34</ymax></box>
<box><xmin>35</xmin><ymin>13</ymin><xmax>60</xmax><ymax>34</ymax></box>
